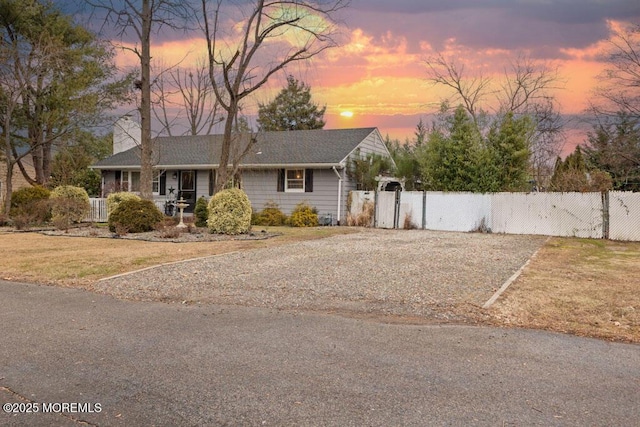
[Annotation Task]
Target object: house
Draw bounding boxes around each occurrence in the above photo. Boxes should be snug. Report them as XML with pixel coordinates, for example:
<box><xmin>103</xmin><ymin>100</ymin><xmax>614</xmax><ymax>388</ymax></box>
<box><xmin>92</xmin><ymin>116</ymin><xmax>393</xmax><ymax>224</ymax></box>
<box><xmin>0</xmin><ymin>156</ymin><xmax>36</xmax><ymax>208</ymax></box>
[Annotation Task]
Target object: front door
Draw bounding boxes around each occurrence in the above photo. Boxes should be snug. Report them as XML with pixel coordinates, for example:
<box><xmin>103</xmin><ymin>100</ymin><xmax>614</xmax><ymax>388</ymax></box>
<box><xmin>179</xmin><ymin>170</ymin><xmax>196</xmax><ymax>213</ymax></box>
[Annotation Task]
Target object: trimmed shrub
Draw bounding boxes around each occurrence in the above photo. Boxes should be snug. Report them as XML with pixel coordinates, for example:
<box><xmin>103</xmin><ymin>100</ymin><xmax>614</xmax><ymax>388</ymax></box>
<box><xmin>207</xmin><ymin>188</ymin><xmax>252</xmax><ymax>235</ymax></box>
<box><xmin>106</xmin><ymin>192</ymin><xmax>141</xmax><ymax>218</ymax></box>
<box><xmin>9</xmin><ymin>186</ymin><xmax>51</xmax><ymax>226</ymax></box>
<box><xmin>194</xmin><ymin>196</ymin><xmax>209</xmax><ymax>227</ymax></box>
<box><xmin>108</xmin><ymin>198</ymin><xmax>163</xmax><ymax>233</ymax></box>
<box><xmin>288</xmin><ymin>202</ymin><xmax>318</xmax><ymax>227</ymax></box>
<box><xmin>50</xmin><ymin>185</ymin><xmax>90</xmax><ymax>229</ymax></box>
<box><xmin>252</xmin><ymin>201</ymin><xmax>287</xmax><ymax>226</ymax></box>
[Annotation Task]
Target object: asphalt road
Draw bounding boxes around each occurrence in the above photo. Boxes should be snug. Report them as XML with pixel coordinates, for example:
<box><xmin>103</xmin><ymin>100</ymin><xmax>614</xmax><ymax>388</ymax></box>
<box><xmin>1</xmin><ymin>280</ymin><xmax>638</xmax><ymax>426</ymax></box>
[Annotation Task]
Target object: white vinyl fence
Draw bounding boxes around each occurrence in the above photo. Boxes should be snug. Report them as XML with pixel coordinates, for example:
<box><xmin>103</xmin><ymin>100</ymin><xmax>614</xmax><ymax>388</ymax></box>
<box><xmin>349</xmin><ymin>190</ymin><xmax>640</xmax><ymax>241</ymax></box>
<box><xmin>609</xmin><ymin>191</ymin><xmax>640</xmax><ymax>241</ymax></box>
<box><xmin>84</xmin><ymin>198</ymin><xmax>167</xmax><ymax>223</ymax></box>
<box><xmin>491</xmin><ymin>192</ymin><xmax>604</xmax><ymax>238</ymax></box>
<box><xmin>86</xmin><ymin>198</ymin><xmax>108</xmax><ymax>222</ymax></box>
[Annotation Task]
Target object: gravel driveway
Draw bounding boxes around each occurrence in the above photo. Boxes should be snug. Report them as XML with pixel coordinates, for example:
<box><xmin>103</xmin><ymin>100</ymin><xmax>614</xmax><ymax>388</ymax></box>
<box><xmin>93</xmin><ymin>229</ymin><xmax>547</xmax><ymax>321</ymax></box>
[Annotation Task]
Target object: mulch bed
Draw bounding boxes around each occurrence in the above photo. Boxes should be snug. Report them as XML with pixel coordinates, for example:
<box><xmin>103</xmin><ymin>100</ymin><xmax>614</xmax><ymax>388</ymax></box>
<box><xmin>2</xmin><ymin>225</ymin><xmax>280</xmax><ymax>243</ymax></box>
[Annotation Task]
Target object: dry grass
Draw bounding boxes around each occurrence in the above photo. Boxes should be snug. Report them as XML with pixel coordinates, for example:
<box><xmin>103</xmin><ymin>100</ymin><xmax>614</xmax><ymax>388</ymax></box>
<box><xmin>0</xmin><ymin>226</ymin><xmax>355</xmax><ymax>287</ymax></box>
<box><xmin>489</xmin><ymin>237</ymin><xmax>640</xmax><ymax>343</ymax></box>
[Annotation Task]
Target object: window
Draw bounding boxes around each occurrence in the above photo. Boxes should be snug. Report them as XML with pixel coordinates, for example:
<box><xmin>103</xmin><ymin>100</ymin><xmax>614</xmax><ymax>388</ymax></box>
<box><xmin>286</xmin><ymin>169</ymin><xmax>305</xmax><ymax>192</ymax></box>
<box><xmin>277</xmin><ymin>169</ymin><xmax>313</xmax><ymax>193</ymax></box>
<box><xmin>157</xmin><ymin>171</ymin><xmax>166</xmax><ymax>196</ymax></box>
<box><xmin>119</xmin><ymin>171</ymin><xmax>140</xmax><ymax>192</ymax></box>
<box><xmin>130</xmin><ymin>171</ymin><xmax>140</xmax><ymax>192</ymax></box>
<box><xmin>152</xmin><ymin>171</ymin><xmax>163</xmax><ymax>194</ymax></box>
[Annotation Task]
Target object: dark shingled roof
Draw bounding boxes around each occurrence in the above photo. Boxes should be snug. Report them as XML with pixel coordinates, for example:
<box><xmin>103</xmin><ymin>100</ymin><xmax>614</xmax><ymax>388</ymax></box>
<box><xmin>93</xmin><ymin>128</ymin><xmax>378</xmax><ymax>169</ymax></box>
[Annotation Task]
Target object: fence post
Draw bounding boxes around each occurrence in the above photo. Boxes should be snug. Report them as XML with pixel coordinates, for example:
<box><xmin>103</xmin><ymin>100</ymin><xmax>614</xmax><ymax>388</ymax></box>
<box><xmin>602</xmin><ymin>191</ymin><xmax>610</xmax><ymax>240</ymax></box>
<box><xmin>422</xmin><ymin>191</ymin><xmax>427</xmax><ymax>230</ymax></box>
<box><xmin>373</xmin><ymin>190</ymin><xmax>378</xmax><ymax>228</ymax></box>
<box><xmin>393</xmin><ymin>189</ymin><xmax>401</xmax><ymax>229</ymax></box>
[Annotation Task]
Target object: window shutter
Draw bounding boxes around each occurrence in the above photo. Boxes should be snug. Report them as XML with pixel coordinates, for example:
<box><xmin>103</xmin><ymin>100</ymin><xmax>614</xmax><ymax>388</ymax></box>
<box><xmin>305</xmin><ymin>169</ymin><xmax>313</xmax><ymax>193</ymax></box>
<box><xmin>277</xmin><ymin>169</ymin><xmax>285</xmax><ymax>192</ymax></box>
<box><xmin>159</xmin><ymin>171</ymin><xmax>166</xmax><ymax>195</ymax></box>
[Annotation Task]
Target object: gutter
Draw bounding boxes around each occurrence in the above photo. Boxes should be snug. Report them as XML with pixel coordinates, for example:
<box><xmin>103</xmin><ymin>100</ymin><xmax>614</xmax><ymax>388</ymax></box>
<box><xmin>332</xmin><ymin>166</ymin><xmax>343</xmax><ymax>226</ymax></box>
<box><xmin>90</xmin><ymin>163</ymin><xmax>344</xmax><ymax>170</ymax></box>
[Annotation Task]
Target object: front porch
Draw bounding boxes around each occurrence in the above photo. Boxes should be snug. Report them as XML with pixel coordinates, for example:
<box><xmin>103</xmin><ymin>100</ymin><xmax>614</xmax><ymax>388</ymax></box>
<box><xmin>100</xmin><ymin>168</ymin><xmax>215</xmax><ymax>214</ymax></box>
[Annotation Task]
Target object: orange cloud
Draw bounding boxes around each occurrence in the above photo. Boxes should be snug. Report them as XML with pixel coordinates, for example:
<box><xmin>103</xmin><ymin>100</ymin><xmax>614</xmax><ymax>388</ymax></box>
<box><xmin>110</xmin><ymin>12</ymin><xmax>629</xmax><ymax>148</ymax></box>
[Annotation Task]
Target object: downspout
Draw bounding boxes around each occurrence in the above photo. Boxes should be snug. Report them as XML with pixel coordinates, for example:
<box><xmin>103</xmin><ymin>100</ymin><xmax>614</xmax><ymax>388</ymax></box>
<box><xmin>332</xmin><ymin>166</ymin><xmax>343</xmax><ymax>226</ymax></box>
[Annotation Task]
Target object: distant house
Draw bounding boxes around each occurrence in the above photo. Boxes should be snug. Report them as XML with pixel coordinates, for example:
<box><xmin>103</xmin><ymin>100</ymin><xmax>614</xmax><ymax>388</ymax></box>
<box><xmin>92</xmin><ymin>116</ymin><xmax>393</xmax><ymax>224</ymax></box>
<box><xmin>0</xmin><ymin>156</ymin><xmax>35</xmax><ymax>207</ymax></box>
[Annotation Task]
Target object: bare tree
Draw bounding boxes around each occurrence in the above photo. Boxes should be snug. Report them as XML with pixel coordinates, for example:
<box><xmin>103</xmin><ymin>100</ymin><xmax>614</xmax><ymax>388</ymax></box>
<box><xmin>201</xmin><ymin>0</ymin><xmax>348</xmax><ymax>191</ymax></box>
<box><xmin>88</xmin><ymin>0</ymin><xmax>194</xmax><ymax>199</ymax></box>
<box><xmin>425</xmin><ymin>52</ymin><xmax>492</xmax><ymax>126</ymax></box>
<box><xmin>499</xmin><ymin>55</ymin><xmax>565</xmax><ymax>187</ymax></box>
<box><xmin>499</xmin><ymin>55</ymin><xmax>563</xmax><ymax>114</ymax></box>
<box><xmin>592</xmin><ymin>23</ymin><xmax>640</xmax><ymax>118</ymax></box>
<box><xmin>152</xmin><ymin>59</ymin><xmax>222</xmax><ymax>136</ymax></box>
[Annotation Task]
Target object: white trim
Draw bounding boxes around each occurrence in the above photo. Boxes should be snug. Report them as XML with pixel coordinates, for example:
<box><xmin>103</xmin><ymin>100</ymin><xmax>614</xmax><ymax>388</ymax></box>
<box><xmin>285</xmin><ymin>168</ymin><xmax>305</xmax><ymax>193</ymax></box>
<box><xmin>93</xmin><ymin>163</ymin><xmax>345</xmax><ymax>170</ymax></box>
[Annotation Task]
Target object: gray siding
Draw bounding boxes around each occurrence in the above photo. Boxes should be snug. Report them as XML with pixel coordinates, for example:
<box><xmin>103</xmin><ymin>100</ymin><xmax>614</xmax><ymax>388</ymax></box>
<box><xmin>242</xmin><ymin>168</ymin><xmax>345</xmax><ymax>223</ymax></box>
<box><xmin>351</xmin><ymin>129</ymin><xmax>390</xmax><ymax>157</ymax></box>
<box><xmin>342</xmin><ymin>129</ymin><xmax>392</xmax><ymax>192</ymax></box>
<box><xmin>196</xmin><ymin>170</ymin><xmax>210</xmax><ymax>199</ymax></box>
<box><xmin>101</xmin><ymin>171</ymin><xmax>116</xmax><ymax>196</ymax></box>
<box><xmin>164</xmin><ymin>173</ymin><xmax>180</xmax><ymax>198</ymax></box>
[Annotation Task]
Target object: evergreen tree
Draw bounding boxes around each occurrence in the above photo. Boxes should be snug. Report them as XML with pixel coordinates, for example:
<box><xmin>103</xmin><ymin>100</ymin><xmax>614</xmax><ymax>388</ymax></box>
<box><xmin>257</xmin><ymin>75</ymin><xmax>326</xmax><ymax>131</ymax></box>
<box><xmin>550</xmin><ymin>145</ymin><xmax>612</xmax><ymax>192</ymax></box>
<box><xmin>584</xmin><ymin>112</ymin><xmax>640</xmax><ymax>191</ymax></box>
<box><xmin>0</xmin><ymin>0</ymin><xmax>131</xmax><ymax>188</ymax></box>
<box><xmin>414</xmin><ymin>118</ymin><xmax>428</xmax><ymax>147</ymax></box>
<box><xmin>417</xmin><ymin>107</ymin><xmax>533</xmax><ymax>192</ymax></box>
<box><xmin>418</xmin><ymin>106</ymin><xmax>487</xmax><ymax>191</ymax></box>
<box><xmin>487</xmin><ymin>112</ymin><xmax>533</xmax><ymax>191</ymax></box>
<box><xmin>49</xmin><ymin>132</ymin><xmax>112</xmax><ymax>196</ymax></box>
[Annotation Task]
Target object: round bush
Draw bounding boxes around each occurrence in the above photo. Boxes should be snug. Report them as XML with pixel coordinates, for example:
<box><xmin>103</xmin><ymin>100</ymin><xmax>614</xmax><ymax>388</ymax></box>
<box><xmin>10</xmin><ymin>186</ymin><xmax>51</xmax><ymax>224</ymax></box>
<box><xmin>252</xmin><ymin>201</ymin><xmax>287</xmax><ymax>226</ymax></box>
<box><xmin>194</xmin><ymin>196</ymin><xmax>209</xmax><ymax>227</ymax></box>
<box><xmin>106</xmin><ymin>192</ymin><xmax>141</xmax><ymax>218</ymax></box>
<box><xmin>108</xmin><ymin>198</ymin><xmax>163</xmax><ymax>233</ymax></box>
<box><xmin>50</xmin><ymin>185</ymin><xmax>90</xmax><ymax>227</ymax></box>
<box><xmin>288</xmin><ymin>202</ymin><xmax>318</xmax><ymax>227</ymax></box>
<box><xmin>207</xmin><ymin>188</ymin><xmax>252</xmax><ymax>235</ymax></box>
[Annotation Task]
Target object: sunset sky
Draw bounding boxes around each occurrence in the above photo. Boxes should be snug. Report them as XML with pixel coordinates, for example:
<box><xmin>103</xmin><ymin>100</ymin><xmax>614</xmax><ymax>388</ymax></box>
<box><xmin>72</xmin><ymin>0</ymin><xmax>640</xmax><ymax>154</ymax></box>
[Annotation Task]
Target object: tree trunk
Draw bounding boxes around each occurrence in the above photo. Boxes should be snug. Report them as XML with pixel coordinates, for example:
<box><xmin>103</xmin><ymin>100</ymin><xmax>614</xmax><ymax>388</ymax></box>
<box><xmin>3</xmin><ymin>161</ymin><xmax>14</xmax><ymax>214</ymax></box>
<box><xmin>214</xmin><ymin>102</ymin><xmax>237</xmax><ymax>193</ymax></box>
<box><xmin>139</xmin><ymin>0</ymin><xmax>154</xmax><ymax>200</ymax></box>
<box><xmin>42</xmin><ymin>139</ymin><xmax>52</xmax><ymax>186</ymax></box>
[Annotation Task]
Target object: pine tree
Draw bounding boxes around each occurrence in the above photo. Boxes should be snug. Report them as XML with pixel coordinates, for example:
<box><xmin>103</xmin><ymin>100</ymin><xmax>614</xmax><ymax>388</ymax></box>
<box><xmin>417</xmin><ymin>107</ymin><xmax>534</xmax><ymax>192</ymax></box>
<box><xmin>487</xmin><ymin>112</ymin><xmax>533</xmax><ymax>191</ymax></box>
<box><xmin>550</xmin><ymin>145</ymin><xmax>613</xmax><ymax>192</ymax></box>
<box><xmin>257</xmin><ymin>75</ymin><xmax>326</xmax><ymax>131</ymax></box>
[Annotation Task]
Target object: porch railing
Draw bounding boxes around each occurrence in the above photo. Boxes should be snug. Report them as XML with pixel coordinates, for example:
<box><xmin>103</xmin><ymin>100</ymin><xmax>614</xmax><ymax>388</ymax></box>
<box><xmin>84</xmin><ymin>198</ymin><xmax>172</xmax><ymax>222</ymax></box>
